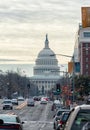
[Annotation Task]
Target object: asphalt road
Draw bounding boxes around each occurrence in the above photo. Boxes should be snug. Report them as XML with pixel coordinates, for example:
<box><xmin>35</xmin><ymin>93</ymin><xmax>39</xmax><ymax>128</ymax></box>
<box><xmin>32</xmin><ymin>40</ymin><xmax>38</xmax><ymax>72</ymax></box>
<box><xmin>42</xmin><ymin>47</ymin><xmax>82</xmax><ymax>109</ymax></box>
<box><xmin>0</xmin><ymin>100</ymin><xmax>55</xmax><ymax>130</ymax></box>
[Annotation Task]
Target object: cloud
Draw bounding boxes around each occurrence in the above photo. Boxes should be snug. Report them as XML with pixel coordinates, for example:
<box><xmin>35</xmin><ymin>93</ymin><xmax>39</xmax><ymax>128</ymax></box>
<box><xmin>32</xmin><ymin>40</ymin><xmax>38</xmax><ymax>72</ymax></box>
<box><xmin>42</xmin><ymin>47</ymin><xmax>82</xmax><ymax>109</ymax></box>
<box><xmin>0</xmin><ymin>59</ymin><xmax>17</xmax><ymax>61</ymax></box>
<box><xmin>0</xmin><ymin>0</ymin><xmax>89</xmax><ymax>64</ymax></box>
<box><xmin>0</xmin><ymin>0</ymin><xmax>80</xmax><ymax>23</ymax></box>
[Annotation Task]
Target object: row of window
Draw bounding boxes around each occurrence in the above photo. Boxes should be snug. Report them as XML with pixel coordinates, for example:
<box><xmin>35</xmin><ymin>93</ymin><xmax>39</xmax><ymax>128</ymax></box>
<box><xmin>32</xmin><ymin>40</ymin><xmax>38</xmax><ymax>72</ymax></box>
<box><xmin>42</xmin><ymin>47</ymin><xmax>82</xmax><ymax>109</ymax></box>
<box><xmin>36</xmin><ymin>60</ymin><xmax>57</xmax><ymax>65</ymax></box>
<box><xmin>34</xmin><ymin>69</ymin><xmax>59</xmax><ymax>74</ymax></box>
<box><xmin>30</xmin><ymin>80</ymin><xmax>57</xmax><ymax>84</ymax></box>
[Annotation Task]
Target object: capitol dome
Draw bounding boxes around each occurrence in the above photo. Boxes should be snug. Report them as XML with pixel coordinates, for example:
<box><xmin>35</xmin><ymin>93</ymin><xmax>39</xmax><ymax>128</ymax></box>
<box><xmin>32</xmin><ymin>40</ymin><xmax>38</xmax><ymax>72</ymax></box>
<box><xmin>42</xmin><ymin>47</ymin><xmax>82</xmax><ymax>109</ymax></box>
<box><xmin>34</xmin><ymin>34</ymin><xmax>60</xmax><ymax>75</ymax></box>
<box><xmin>37</xmin><ymin>34</ymin><xmax>56</xmax><ymax>58</ymax></box>
<box><xmin>30</xmin><ymin>34</ymin><xmax>60</xmax><ymax>95</ymax></box>
<box><xmin>38</xmin><ymin>48</ymin><xmax>55</xmax><ymax>57</ymax></box>
<box><xmin>38</xmin><ymin>37</ymin><xmax>55</xmax><ymax>57</ymax></box>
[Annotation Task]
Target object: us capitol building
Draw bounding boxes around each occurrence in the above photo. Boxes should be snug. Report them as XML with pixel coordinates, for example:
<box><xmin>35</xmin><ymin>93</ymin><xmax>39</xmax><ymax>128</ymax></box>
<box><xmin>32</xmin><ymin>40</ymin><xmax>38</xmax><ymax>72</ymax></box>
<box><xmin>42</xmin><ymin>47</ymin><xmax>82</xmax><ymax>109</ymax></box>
<box><xmin>30</xmin><ymin>35</ymin><xmax>60</xmax><ymax>94</ymax></box>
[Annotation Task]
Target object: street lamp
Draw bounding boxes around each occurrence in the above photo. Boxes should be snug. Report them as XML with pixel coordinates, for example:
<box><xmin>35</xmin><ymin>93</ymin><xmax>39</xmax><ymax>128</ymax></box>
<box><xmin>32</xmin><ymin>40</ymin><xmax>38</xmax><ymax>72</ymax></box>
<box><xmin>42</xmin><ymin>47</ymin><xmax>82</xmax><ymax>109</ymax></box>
<box><xmin>7</xmin><ymin>82</ymin><xmax>10</xmax><ymax>99</ymax></box>
<box><xmin>27</xmin><ymin>83</ymin><xmax>30</xmax><ymax>98</ymax></box>
<box><xmin>50</xmin><ymin>54</ymin><xmax>75</xmax><ymax>102</ymax></box>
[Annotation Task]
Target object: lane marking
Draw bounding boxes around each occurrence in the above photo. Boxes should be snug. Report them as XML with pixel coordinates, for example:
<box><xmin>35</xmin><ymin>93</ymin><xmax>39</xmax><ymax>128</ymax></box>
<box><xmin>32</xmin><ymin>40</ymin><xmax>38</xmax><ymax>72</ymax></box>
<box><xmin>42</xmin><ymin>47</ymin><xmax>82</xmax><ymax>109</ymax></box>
<box><xmin>15</xmin><ymin>101</ymin><xmax>27</xmax><ymax>110</ymax></box>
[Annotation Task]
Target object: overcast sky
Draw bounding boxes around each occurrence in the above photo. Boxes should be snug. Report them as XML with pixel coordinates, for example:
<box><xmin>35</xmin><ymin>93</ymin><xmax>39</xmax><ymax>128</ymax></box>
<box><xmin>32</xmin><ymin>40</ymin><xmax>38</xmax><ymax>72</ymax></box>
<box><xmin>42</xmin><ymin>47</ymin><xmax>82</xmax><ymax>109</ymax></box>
<box><xmin>0</xmin><ymin>0</ymin><xmax>89</xmax><ymax>64</ymax></box>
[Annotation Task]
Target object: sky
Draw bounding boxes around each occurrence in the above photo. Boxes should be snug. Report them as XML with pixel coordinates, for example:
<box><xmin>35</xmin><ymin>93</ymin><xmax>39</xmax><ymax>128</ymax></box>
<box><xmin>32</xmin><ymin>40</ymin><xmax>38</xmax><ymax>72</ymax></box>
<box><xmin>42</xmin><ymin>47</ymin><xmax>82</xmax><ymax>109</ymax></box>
<box><xmin>0</xmin><ymin>0</ymin><xmax>90</xmax><ymax>65</ymax></box>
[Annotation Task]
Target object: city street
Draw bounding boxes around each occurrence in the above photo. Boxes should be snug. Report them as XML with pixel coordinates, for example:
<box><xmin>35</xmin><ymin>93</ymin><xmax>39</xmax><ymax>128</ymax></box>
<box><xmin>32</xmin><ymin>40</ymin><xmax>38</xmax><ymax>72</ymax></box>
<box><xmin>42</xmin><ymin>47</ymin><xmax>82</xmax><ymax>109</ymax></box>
<box><xmin>0</xmin><ymin>100</ymin><xmax>54</xmax><ymax>130</ymax></box>
<box><xmin>0</xmin><ymin>1</ymin><xmax>90</xmax><ymax>130</ymax></box>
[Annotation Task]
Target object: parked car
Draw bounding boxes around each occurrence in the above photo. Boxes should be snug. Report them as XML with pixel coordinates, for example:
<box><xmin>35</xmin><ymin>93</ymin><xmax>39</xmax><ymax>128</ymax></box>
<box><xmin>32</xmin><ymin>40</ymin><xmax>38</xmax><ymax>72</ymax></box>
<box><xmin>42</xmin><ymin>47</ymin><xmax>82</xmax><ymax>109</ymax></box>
<box><xmin>2</xmin><ymin>99</ymin><xmax>13</xmax><ymax>110</ymax></box>
<box><xmin>0</xmin><ymin>114</ymin><xmax>24</xmax><ymax>130</ymax></box>
<box><xmin>12</xmin><ymin>99</ymin><xmax>18</xmax><ymax>105</ymax></box>
<box><xmin>53</xmin><ymin>108</ymin><xmax>70</xmax><ymax>130</ymax></box>
<box><xmin>64</xmin><ymin>104</ymin><xmax>90</xmax><ymax>130</ymax></box>
<box><xmin>56</xmin><ymin>111</ymin><xmax>70</xmax><ymax>130</ymax></box>
<box><xmin>27</xmin><ymin>98</ymin><xmax>35</xmax><ymax>106</ymax></box>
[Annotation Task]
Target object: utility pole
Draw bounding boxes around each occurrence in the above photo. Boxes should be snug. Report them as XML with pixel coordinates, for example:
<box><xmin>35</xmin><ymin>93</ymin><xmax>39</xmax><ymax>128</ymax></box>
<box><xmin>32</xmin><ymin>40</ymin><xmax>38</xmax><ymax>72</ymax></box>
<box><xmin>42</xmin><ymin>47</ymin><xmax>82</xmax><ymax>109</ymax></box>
<box><xmin>72</xmin><ymin>56</ymin><xmax>75</xmax><ymax>102</ymax></box>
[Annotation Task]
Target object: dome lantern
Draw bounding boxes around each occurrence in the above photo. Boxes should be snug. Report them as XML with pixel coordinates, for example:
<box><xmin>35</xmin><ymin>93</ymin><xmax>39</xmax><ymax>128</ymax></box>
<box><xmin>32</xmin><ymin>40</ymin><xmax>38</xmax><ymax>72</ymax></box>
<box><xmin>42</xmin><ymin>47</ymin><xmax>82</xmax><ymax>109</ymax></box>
<box><xmin>45</xmin><ymin>34</ymin><xmax>49</xmax><ymax>49</ymax></box>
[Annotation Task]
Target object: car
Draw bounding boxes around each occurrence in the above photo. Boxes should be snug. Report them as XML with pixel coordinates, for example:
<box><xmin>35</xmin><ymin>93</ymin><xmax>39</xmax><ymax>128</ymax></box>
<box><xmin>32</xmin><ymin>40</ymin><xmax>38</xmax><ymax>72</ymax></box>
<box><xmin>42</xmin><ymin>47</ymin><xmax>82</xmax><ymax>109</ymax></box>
<box><xmin>33</xmin><ymin>96</ymin><xmax>41</xmax><ymax>101</ymax></box>
<box><xmin>43</xmin><ymin>97</ymin><xmax>49</xmax><ymax>101</ymax></box>
<box><xmin>0</xmin><ymin>114</ymin><xmax>24</xmax><ymax>130</ymax></box>
<box><xmin>51</xmin><ymin>100</ymin><xmax>61</xmax><ymax>111</ymax></box>
<box><xmin>40</xmin><ymin>97</ymin><xmax>47</xmax><ymax>104</ymax></box>
<box><xmin>86</xmin><ymin>98</ymin><xmax>90</xmax><ymax>104</ymax></box>
<box><xmin>12</xmin><ymin>99</ymin><xmax>18</xmax><ymax>105</ymax></box>
<box><xmin>18</xmin><ymin>96</ymin><xmax>24</xmax><ymax>101</ymax></box>
<box><xmin>51</xmin><ymin>103</ymin><xmax>61</xmax><ymax>111</ymax></box>
<box><xmin>2</xmin><ymin>99</ymin><xmax>13</xmax><ymax>110</ymax></box>
<box><xmin>64</xmin><ymin>104</ymin><xmax>90</xmax><ymax>130</ymax></box>
<box><xmin>54</xmin><ymin>100</ymin><xmax>61</xmax><ymax>104</ymax></box>
<box><xmin>56</xmin><ymin>111</ymin><xmax>70</xmax><ymax>130</ymax></box>
<box><xmin>27</xmin><ymin>98</ymin><xmax>35</xmax><ymax>106</ymax></box>
<box><xmin>53</xmin><ymin>108</ymin><xmax>70</xmax><ymax>130</ymax></box>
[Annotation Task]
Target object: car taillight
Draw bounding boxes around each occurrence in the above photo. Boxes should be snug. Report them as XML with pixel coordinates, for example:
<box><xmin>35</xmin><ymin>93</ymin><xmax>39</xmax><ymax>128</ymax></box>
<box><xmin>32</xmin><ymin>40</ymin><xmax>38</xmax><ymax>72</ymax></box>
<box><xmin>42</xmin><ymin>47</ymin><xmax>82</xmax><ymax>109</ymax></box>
<box><xmin>59</xmin><ymin>120</ymin><xmax>64</xmax><ymax>125</ymax></box>
<box><xmin>14</xmin><ymin>124</ymin><xmax>20</xmax><ymax>128</ymax></box>
<box><xmin>0</xmin><ymin>124</ymin><xmax>20</xmax><ymax>129</ymax></box>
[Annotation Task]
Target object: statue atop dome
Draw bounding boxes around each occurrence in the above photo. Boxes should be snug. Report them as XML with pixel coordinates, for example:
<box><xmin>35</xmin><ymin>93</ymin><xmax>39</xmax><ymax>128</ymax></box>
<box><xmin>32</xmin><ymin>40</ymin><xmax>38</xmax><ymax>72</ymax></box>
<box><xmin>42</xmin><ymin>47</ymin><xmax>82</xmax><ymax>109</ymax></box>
<box><xmin>45</xmin><ymin>34</ymin><xmax>49</xmax><ymax>48</ymax></box>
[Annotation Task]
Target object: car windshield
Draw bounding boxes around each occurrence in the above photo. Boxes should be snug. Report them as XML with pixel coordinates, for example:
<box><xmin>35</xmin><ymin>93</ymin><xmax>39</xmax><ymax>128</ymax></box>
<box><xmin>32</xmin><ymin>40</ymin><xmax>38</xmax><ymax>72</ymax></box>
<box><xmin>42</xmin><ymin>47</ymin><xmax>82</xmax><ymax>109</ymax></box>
<box><xmin>28</xmin><ymin>99</ymin><xmax>34</xmax><ymax>101</ymax></box>
<box><xmin>62</xmin><ymin>113</ymin><xmax>69</xmax><ymax>121</ymax></box>
<box><xmin>3</xmin><ymin>101</ymin><xmax>11</xmax><ymax>104</ymax></box>
<box><xmin>71</xmin><ymin>110</ymin><xmax>90</xmax><ymax>130</ymax></box>
<box><xmin>57</xmin><ymin>110</ymin><xmax>69</xmax><ymax>116</ymax></box>
<box><xmin>0</xmin><ymin>116</ymin><xmax>16</xmax><ymax>123</ymax></box>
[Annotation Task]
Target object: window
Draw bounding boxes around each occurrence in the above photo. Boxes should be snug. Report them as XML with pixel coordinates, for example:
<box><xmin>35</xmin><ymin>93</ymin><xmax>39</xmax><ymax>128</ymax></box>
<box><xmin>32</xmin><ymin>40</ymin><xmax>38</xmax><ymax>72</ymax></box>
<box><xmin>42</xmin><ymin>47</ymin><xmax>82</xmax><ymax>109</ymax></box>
<box><xmin>0</xmin><ymin>116</ymin><xmax>17</xmax><ymax>123</ymax></box>
<box><xmin>86</xmin><ymin>58</ymin><xmax>88</xmax><ymax>62</ymax></box>
<box><xmin>86</xmin><ymin>43</ymin><xmax>88</xmax><ymax>47</ymax></box>
<box><xmin>86</xmin><ymin>72</ymin><xmax>88</xmax><ymax>75</ymax></box>
<box><xmin>84</xmin><ymin>32</ymin><xmax>90</xmax><ymax>37</ymax></box>
<box><xmin>86</xmin><ymin>64</ymin><xmax>88</xmax><ymax>69</ymax></box>
<box><xmin>85</xmin><ymin>43</ymin><xmax>88</xmax><ymax>51</ymax></box>
<box><xmin>86</xmin><ymin>50</ymin><xmax>88</xmax><ymax>55</ymax></box>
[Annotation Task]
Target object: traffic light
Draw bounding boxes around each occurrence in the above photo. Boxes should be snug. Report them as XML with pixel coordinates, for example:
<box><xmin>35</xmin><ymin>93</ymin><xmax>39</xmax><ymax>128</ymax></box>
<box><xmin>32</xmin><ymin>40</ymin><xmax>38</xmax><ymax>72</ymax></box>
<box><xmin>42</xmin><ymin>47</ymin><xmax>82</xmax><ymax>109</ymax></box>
<box><xmin>56</xmin><ymin>83</ymin><xmax>61</xmax><ymax>93</ymax></box>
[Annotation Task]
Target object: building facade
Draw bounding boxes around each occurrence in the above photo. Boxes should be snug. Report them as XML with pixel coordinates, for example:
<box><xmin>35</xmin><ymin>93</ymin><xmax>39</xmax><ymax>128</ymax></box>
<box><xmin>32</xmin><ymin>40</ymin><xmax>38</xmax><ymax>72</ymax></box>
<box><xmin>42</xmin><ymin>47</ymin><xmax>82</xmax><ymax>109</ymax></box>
<box><xmin>78</xmin><ymin>26</ymin><xmax>90</xmax><ymax>75</ymax></box>
<box><xmin>30</xmin><ymin>35</ymin><xmax>60</xmax><ymax>95</ymax></box>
